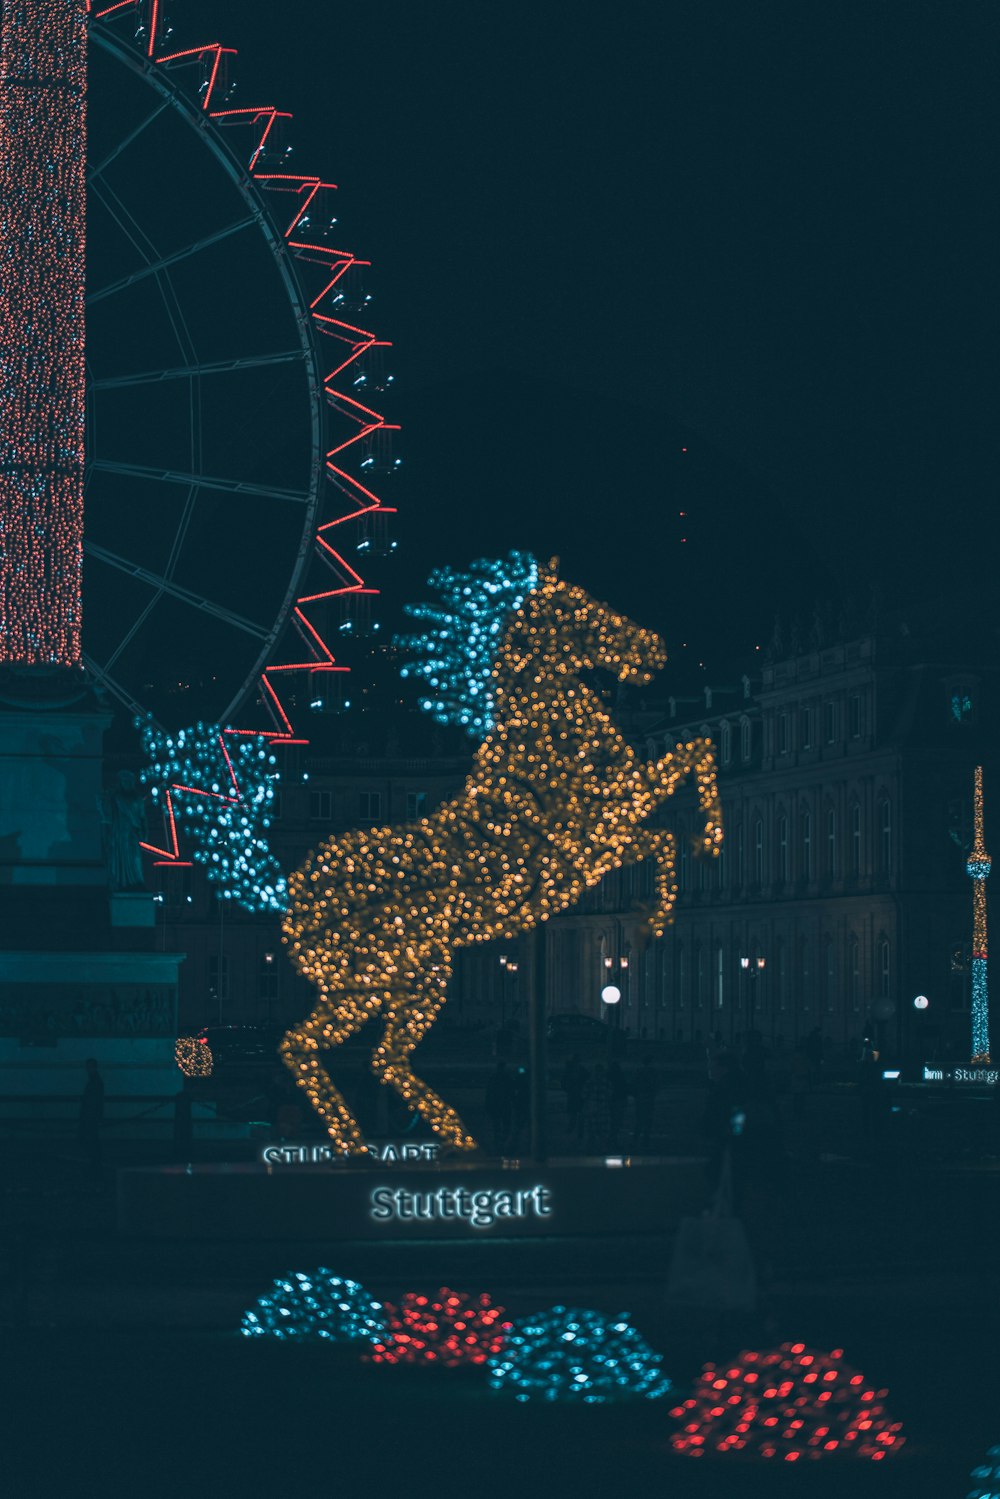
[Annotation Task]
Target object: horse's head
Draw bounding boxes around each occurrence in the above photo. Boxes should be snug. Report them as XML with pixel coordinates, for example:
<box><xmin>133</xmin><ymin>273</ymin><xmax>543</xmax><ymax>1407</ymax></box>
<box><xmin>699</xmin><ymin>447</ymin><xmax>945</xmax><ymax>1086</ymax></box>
<box><xmin>394</xmin><ymin>551</ymin><xmax>666</xmax><ymax>740</ymax></box>
<box><xmin>504</xmin><ymin>559</ymin><xmax>666</xmax><ymax>686</ymax></box>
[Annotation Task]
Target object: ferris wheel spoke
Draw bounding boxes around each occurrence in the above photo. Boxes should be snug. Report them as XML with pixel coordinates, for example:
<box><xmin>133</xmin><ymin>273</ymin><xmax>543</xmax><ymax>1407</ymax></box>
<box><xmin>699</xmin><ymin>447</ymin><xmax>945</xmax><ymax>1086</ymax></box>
<box><xmin>82</xmin><ymin>653</ymin><xmax>150</xmax><ymax>723</ymax></box>
<box><xmin>87</xmin><ymin>217</ymin><xmax>256</xmax><ymax>306</ymax></box>
<box><xmin>88</xmin><ymin>459</ymin><xmax>309</xmax><ymax>505</ymax></box>
<box><xmin>91</xmin><ymin>350</ymin><xmax>306</xmax><ymax>391</ymax></box>
<box><xmin>87</xmin><ymin>98</ymin><xmax>170</xmax><ymax>185</ymax></box>
<box><xmin>85</xmin><ymin>541</ymin><xmax>272</xmax><ymax>640</ymax></box>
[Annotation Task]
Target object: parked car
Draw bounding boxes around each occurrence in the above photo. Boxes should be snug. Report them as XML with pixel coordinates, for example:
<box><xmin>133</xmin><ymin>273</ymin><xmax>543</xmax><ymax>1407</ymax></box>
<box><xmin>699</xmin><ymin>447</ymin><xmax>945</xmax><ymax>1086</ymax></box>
<box><xmin>545</xmin><ymin>1013</ymin><xmax>613</xmax><ymax>1049</ymax></box>
<box><xmin>191</xmin><ymin>1024</ymin><xmax>284</xmax><ymax>1069</ymax></box>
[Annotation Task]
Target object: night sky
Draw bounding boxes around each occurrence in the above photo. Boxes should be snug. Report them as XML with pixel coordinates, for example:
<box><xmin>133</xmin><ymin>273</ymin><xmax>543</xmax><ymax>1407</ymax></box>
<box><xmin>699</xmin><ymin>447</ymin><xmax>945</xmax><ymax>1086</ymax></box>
<box><xmin>94</xmin><ymin>1</ymin><xmax>998</xmax><ymax>703</ymax></box>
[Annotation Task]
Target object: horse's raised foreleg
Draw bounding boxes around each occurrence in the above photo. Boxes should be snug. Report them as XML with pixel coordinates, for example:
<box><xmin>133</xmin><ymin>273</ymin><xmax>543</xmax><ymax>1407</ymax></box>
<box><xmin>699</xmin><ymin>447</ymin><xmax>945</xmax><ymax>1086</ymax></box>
<box><xmin>620</xmin><ymin>826</ymin><xmax>679</xmax><ymax>937</ymax></box>
<box><xmin>280</xmin><ymin>1005</ymin><xmax>369</xmax><ymax>1155</ymax></box>
<box><xmin>647</xmin><ymin>738</ymin><xmax>723</xmax><ymax>853</ymax></box>
<box><xmin>372</xmin><ymin>985</ymin><xmax>478</xmax><ymax>1152</ymax></box>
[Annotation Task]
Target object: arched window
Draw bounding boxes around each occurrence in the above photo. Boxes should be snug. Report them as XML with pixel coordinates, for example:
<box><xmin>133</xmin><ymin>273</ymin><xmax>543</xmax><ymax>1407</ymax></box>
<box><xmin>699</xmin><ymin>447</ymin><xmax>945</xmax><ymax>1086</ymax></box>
<box><xmin>720</xmin><ymin>720</ymin><xmax>732</xmax><ymax>765</ymax></box>
<box><xmin>849</xmin><ymin>936</ymin><xmax>861</xmax><ymax>1013</ymax></box>
<box><xmin>877</xmin><ymin>935</ymin><xmax>890</xmax><ymax>1000</ymax></box>
<box><xmin>741</xmin><ymin>717</ymin><xmax>752</xmax><ymax>762</ymax></box>
<box><xmin>850</xmin><ymin>800</ymin><xmax>862</xmax><ymax>877</ymax></box>
<box><xmin>878</xmin><ymin>797</ymin><xmax>892</xmax><ymax>875</ymax></box>
<box><xmin>679</xmin><ymin>830</ymin><xmax>689</xmax><ymax>892</ymax></box>
<box><xmin>801</xmin><ymin>807</ymin><xmax>812</xmax><ymax>881</ymax></box>
<box><xmin>715</xmin><ymin>945</ymin><xmax>724</xmax><ymax>1009</ymax></box>
<box><xmin>777</xmin><ymin>812</ymin><xmax>789</xmax><ymax>882</ymax></box>
<box><xmin>826</xmin><ymin>805</ymin><xmax>837</xmax><ymax>876</ymax></box>
<box><xmin>754</xmin><ymin>817</ymin><xmax>764</xmax><ymax>884</ymax></box>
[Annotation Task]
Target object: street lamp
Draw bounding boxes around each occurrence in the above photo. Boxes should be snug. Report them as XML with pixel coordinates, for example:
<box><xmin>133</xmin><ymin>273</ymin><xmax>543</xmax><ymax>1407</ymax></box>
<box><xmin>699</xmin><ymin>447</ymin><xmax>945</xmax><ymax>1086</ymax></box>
<box><xmin>740</xmin><ymin>954</ymin><xmax>766</xmax><ymax>1036</ymax></box>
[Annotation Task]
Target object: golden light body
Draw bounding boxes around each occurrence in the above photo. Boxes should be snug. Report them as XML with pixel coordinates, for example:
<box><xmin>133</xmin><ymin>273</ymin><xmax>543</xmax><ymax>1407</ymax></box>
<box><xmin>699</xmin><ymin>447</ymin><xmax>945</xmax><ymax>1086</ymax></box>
<box><xmin>281</xmin><ymin>566</ymin><xmax>723</xmax><ymax>1152</ymax></box>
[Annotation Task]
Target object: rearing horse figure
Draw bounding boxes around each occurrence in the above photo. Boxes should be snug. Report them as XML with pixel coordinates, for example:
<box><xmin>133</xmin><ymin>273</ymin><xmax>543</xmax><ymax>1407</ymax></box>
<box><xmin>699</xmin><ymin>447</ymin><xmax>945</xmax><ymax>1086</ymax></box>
<box><xmin>281</xmin><ymin>554</ymin><xmax>722</xmax><ymax>1152</ymax></box>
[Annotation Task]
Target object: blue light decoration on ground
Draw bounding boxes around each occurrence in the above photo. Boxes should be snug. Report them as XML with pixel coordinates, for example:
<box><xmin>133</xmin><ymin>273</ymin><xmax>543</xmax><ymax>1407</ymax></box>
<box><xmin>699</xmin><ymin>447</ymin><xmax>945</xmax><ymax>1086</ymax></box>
<box><xmin>395</xmin><ymin>550</ymin><xmax>539</xmax><ymax>735</ymax></box>
<box><xmin>969</xmin><ymin>1444</ymin><xmax>1000</xmax><ymax>1498</ymax></box>
<box><xmin>487</xmin><ymin>1305</ymin><xmax>671</xmax><ymax>1403</ymax></box>
<box><xmin>140</xmin><ymin>720</ymin><xmax>287</xmax><ymax>913</ymax></box>
<box><xmin>967</xmin><ymin>765</ymin><xmax>991</xmax><ymax>1064</ymax></box>
<box><xmin>241</xmin><ymin>1271</ymin><xmax>386</xmax><ymax>1343</ymax></box>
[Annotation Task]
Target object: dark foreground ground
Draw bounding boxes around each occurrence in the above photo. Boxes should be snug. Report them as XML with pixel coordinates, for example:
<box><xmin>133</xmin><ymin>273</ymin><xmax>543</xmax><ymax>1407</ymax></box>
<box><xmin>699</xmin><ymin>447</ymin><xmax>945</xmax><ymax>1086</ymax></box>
<box><xmin>2</xmin><ymin>1117</ymin><xmax>999</xmax><ymax>1499</ymax></box>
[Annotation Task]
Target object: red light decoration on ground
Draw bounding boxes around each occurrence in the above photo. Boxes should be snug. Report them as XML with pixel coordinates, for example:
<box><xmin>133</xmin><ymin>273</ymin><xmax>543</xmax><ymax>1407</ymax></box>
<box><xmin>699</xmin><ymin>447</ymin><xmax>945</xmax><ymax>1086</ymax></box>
<box><xmin>369</xmin><ymin>1289</ymin><xmax>511</xmax><ymax>1368</ymax></box>
<box><xmin>670</xmin><ymin>1343</ymin><xmax>905</xmax><ymax>1461</ymax></box>
<box><xmin>0</xmin><ymin>0</ymin><xmax>87</xmax><ymax>666</ymax></box>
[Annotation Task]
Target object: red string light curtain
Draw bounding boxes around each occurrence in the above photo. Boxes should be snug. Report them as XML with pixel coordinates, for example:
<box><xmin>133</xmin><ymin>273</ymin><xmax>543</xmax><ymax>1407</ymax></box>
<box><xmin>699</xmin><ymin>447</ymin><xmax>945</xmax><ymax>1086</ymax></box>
<box><xmin>0</xmin><ymin>0</ymin><xmax>86</xmax><ymax>665</ymax></box>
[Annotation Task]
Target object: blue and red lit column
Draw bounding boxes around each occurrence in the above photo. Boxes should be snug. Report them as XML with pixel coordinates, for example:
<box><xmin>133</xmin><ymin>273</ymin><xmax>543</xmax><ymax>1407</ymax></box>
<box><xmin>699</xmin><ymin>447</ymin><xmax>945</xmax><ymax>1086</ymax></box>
<box><xmin>967</xmin><ymin>765</ymin><xmax>991</xmax><ymax>1065</ymax></box>
<box><xmin>0</xmin><ymin>0</ymin><xmax>87</xmax><ymax>666</ymax></box>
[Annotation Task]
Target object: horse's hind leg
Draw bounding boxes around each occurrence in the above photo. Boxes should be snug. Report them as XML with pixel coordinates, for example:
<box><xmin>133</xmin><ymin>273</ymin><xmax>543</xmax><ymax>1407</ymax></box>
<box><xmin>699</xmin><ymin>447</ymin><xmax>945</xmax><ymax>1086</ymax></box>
<box><xmin>372</xmin><ymin>986</ymin><xmax>477</xmax><ymax>1152</ymax></box>
<box><xmin>280</xmin><ymin>1004</ymin><xmax>369</xmax><ymax>1155</ymax></box>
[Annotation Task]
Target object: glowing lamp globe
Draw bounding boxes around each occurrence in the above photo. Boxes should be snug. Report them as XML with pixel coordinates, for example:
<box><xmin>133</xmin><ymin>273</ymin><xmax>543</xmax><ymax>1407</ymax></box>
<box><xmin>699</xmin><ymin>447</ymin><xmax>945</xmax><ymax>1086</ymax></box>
<box><xmin>912</xmin><ymin>995</ymin><xmax>929</xmax><ymax>1011</ymax></box>
<box><xmin>601</xmin><ymin>985</ymin><xmax>622</xmax><ymax>1005</ymax></box>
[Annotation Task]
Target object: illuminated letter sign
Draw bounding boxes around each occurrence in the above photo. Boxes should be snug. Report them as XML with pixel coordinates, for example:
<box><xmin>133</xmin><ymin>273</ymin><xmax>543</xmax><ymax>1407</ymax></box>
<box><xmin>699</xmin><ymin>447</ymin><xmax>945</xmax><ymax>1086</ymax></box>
<box><xmin>370</xmin><ymin>1184</ymin><xmax>554</xmax><ymax>1229</ymax></box>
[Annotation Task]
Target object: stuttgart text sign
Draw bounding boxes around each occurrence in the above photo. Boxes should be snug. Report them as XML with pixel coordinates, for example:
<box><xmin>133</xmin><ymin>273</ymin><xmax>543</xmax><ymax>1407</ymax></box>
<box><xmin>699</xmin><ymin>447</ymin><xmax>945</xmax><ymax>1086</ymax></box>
<box><xmin>260</xmin><ymin>1141</ymin><xmax>440</xmax><ymax>1166</ymax></box>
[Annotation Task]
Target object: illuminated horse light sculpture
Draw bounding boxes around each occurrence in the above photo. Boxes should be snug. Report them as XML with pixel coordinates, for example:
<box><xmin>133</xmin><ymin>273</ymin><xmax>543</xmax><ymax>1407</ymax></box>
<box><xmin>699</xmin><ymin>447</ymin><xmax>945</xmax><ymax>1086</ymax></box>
<box><xmin>281</xmin><ymin>553</ymin><xmax>722</xmax><ymax>1152</ymax></box>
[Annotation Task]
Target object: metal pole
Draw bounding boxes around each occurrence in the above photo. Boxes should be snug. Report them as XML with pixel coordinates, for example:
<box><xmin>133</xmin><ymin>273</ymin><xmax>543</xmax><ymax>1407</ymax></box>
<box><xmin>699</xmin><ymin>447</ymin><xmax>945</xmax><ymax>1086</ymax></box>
<box><xmin>527</xmin><ymin>923</ymin><xmax>548</xmax><ymax>1163</ymax></box>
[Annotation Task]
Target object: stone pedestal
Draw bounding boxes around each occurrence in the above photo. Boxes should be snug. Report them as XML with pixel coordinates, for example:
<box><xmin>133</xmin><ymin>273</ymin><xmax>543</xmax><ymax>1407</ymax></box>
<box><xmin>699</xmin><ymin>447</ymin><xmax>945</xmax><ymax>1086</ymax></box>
<box><xmin>0</xmin><ymin>667</ymin><xmax>185</xmax><ymax>1120</ymax></box>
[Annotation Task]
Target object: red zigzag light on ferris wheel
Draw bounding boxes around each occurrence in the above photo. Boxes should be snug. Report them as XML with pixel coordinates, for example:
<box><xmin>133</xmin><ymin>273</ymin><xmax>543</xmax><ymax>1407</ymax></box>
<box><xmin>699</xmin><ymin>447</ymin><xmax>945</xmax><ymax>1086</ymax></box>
<box><xmin>90</xmin><ymin>2</ymin><xmax>398</xmax><ymax>870</ymax></box>
<box><xmin>93</xmin><ymin>0</ymin><xmax>396</xmax><ymax>743</ymax></box>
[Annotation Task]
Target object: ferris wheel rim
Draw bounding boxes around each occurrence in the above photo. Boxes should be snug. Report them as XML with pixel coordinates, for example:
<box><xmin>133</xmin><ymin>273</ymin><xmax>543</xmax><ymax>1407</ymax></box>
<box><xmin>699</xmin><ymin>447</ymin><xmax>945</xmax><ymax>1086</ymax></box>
<box><xmin>85</xmin><ymin>19</ymin><xmax>326</xmax><ymax>731</ymax></box>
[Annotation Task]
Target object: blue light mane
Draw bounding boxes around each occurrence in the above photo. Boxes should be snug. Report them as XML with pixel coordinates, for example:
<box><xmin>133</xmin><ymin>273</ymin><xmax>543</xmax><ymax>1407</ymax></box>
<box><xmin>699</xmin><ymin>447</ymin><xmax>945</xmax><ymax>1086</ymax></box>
<box><xmin>395</xmin><ymin>551</ymin><xmax>539</xmax><ymax>736</ymax></box>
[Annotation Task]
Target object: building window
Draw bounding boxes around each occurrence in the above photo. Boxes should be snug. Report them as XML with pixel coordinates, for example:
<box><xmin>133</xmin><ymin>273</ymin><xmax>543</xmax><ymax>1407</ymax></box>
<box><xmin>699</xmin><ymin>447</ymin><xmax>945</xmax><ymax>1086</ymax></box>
<box><xmin>777</xmin><ymin>813</ymin><xmax>788</xmax><ymax>882</ymax></box>
<box><xmin>826</xmin><ymin>806</ymin><xmax>837</xmax><ymax>876</ymax></box>
<box><xmin>309</xmin><ymin>789</ymin><xmax>333</xmax><ymax>822</ymax></box>
<box><xmin>800</xmin><ymin>706</ymin><xmax>812</xmax><ymax>749</ymax></box>
<box><xmin>208</xmin><ymin>954</ymin><xmax>229</xmax><ymax>1004</ymax></box>
<box><xmin>823</xmin><ymin>938</ymin><xmax>836</xmax><ymax>1013</ymax></box>
<box><xmin>715</xmin><ymin>946</ymin><xmax>724</xmax><ymax>1009</ymax></box>
<box><xmin>694</xmin><ymin>944</ymin><xmax>704</xmax><ymax>1008</ymax></box>
<box><xmin>406</xmin><ymin>790</ymin><xmax>427</xmax><ymax>820</ymax></box>
<box><xmin>679</xmin><ymin>834</ymin><xmax>689</xmax><ymax>891</ymax></box>
<box><xmin>735</xmin><ymin>820</ymin><xmax>744</xmax><ymax>886</ymax></box>
<box><xmin>754</xmin><ymin>817</ymin><xmax>764</xmax><ymax>884</ymax></box>
<box><xmin>799</xmin><ymin>939</ymin><xmax>811</xmax><ymax>1011</ymax></box>
<box><xmin>850</xmin><ymin>801</ymin><xmax>862</xmax><ymax>876</ymax></box>
<box><xmin>824</xmin><ymin>701</ymin><xmax>837</xmax><ymax>744</ymax></box>
<box><xmin>359</xmin><ymin>790</ymin><xmax>382</xmax><ymax>822</ymax></box>
<box><xmin>778</xmin><ymin>713</ymin><xmax>789</xmax><ymax>754</ymax></box>
<box><xmin>878</xmin><ymin>797</ymin><xmax>892</xmax><ymax>875</ymax></box>
<box><xmin>801</xmin><ymin>808</ymin><xmax>812</xmax><ymax>881</ymax></box>
<box><xmin>848</xmin><ymin>693</ymin><xmax>862</xmax><ymax>738</ymax></box>
<box><xmin>677</xmin><ymin>944</ymin><xmax>686</xmax><ymax>1010</ymax></box>
<box><xmin>849</xmin><ymin>937</ymin><xmax>861</xmax><ymax>1012</ymax></box>
<box><xmin>720</xmin><ymin>721</ymin><xmax>732</xmax><ymax>765</ymax></box>
<box><xmin>775</xmin><ymin>939</ymin><xmax>787</xmax><ymax>1011</ymax></box>
<box><xmin>877</xmin><ymin>936</ymin><xmax>890</xmax><ymax>1000</ymax></box>
<box><xmin>741</xmin><ymin>718</ymin><xmax>752</xmax><ymax>762</ymax></box>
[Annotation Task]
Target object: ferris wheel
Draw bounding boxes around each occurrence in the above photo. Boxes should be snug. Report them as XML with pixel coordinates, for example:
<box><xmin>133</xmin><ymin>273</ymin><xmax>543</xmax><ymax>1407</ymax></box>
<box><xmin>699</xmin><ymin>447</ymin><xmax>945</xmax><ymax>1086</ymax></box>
<box><xmin>84</xmin><ymin>0</ymin><xmax>397</xmax><ymax>738</ymax></box>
